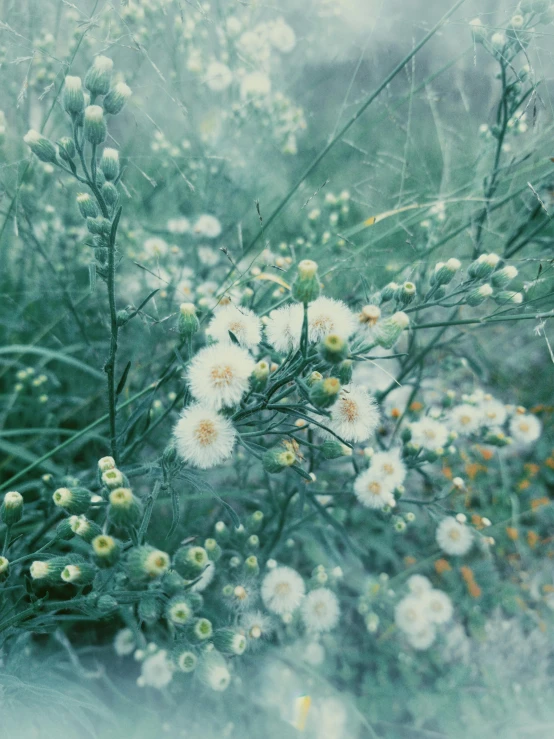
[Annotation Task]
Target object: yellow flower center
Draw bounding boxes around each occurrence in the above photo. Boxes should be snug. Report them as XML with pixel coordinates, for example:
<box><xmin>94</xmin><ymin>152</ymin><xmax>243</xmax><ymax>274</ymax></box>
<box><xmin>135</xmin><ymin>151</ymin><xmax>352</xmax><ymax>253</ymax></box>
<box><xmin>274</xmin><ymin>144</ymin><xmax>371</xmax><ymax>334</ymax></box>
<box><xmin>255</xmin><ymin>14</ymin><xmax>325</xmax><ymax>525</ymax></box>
<box><xmin>194</xmin><ymin>420</ymin><xmax>217</xmax><ymax>447</ymax></box>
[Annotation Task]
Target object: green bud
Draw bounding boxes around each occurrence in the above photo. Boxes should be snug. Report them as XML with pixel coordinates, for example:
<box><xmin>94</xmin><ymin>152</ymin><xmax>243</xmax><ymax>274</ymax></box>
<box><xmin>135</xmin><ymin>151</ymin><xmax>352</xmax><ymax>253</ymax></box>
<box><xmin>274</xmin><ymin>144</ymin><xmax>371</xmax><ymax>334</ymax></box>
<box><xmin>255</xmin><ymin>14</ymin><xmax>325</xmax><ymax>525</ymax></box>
<box><xmin>61</xmin><ymin>562</ymin><xmax>96</xmax><ymax>585</ymax></box>
<box><xmin>262</xmin><ymin>448</ymin><xmax>296</xmax><ymax>473</ymax></box>
<box><xmin>57</xmin><ymin>136</ymin><xmax>76</xmax><ymax>161</ymax></box>
<box><xmin>244</xmin><ymin>555</ymin><xmax>259</xmax><ymax>574</ymax></box>
<box><xmin>102</xmin><ymin>182</ymin><xmax>119</xmax><ymax>206</ymax></box>
<box><xmin>493</xmin><ymin>290</ymin><xmax>523</xmax><ymax>305</ymax></box>
<box><xmin>63</xmin><ymin>76</ymin><xmax>85</xmax><ymax>115</ymax></box>
<box><xmin>84</xmin><ymin>105</ymin><xmax>107</xmax><ymax>145</ymax></box>
<box><xmin>84</xmin><ymin>56</ymin><xmax>113</xmax><ymax>96</ymax></box>
<box><xmin>126</xmin><ymin>545</ymin><xmax>170</xmax><ymax>581</ymax></box>
<box><xmin>319</xmin><ymin>334</ymin><xmax>348</xmax><ymax>364</ymax></box>
<box><xmin>337</xmin><ymin>359</ymin><xmax>353</xmax><ymax>385</ymax></box>
<box><xmin>77</xmin><ymin>192</ymin><xmax>98</xmax><ymax>218</ymax></box>
<box><xmin>380</xmin><ymin>282</ymin><xmax>399</xmax><ymax>302</ymax></box>
<box><xmin>23</xmin><ymin>130</ymin><xmax>57</xmax><ymax>163</ymax></box>
<box><xmin>468</xmin><ymin>253</ymin><xmax>500</xmax><ymax>279</ymax></box>
<box><xmin>292</xmin><ymin>260</ymin><xmax>320</xmax><ymax>303</ymax></box>
<box><xmin>102</xmin><ymin>468</ymin><xmax>124</xmax><ymax>489</ymax></box>
<box><xmin>178</xmin><ymin>303</ymin><xmax>199</xmax><ymax>337</ymax></box>
<box><xmin>320</xmin><ymin>439</ymin><xmax>347</xmax><ymax>459</ymax></box>
<box><xmin>188</xmin><ymin>617</ymin><xmax>213</xmax><ymax>643</ymax></box>
<box><xmin>86</xmin><ymin>216</ymin><xmax>111</xmax><ymax>236</ymax></box>
<box><xmin>213</xmin><ymin>628</ymin><xmax>247</xmax><ymax>656</ymax></box>
<box><xmin>0</xmin><ymin>556</ymin><xmax>9</xmax><ymax>578</ymax></box>
<box><xmin>1</xmin><ymin>491</ymin><xmax>23</xmax><ymax>526</ymax></box>
<box><xmin>174</xmin><ymin>545</ymin><xmax>209</xmax><ymax>579</ymax></box>
<box><xmin>187</xmin><ymin>592</ymin><xmax>204</xmax><ymax>611</ymax></box>
<box><xmin>30</xmin><ymin>555</ymin><xmax>73</xmax><ymax>585</ymax></box>
<box><xmin>68</xmin><ymin>514</ymin><xmax>102</xmax><ymax>543</ymax></box>
<box><xmin>175</xmin><ymin>649</ymin><xmax>197</xmax><ymax>673</ymax></box>
<box><xmin>491</xmin><ymin>265</ymin><xmax>518</xmax><ymax>288</ymax></box>
<box><xmin>100</xmin><ymin>147</ymin><xmax>119</xmax><ymax>181</ymax></box>
<box><xmin>247</xmin><ymin>534</ymin><xmax>260</xmax><ymax>550</ymax></box>
<box><xmin>56</xmin><ymin>518</ymin><xmax>76</xmax><ymax>541</ymax></box>
<box><xmin>466</xmin><ymin>284</ymin><xmax>493</xmax><ymax>306</ymax></box>
<box><xmin>97</xmin><ymin>594</ymin><xmax>118</xmax><ymax>613</ymax></box>
<box><xmin>138</xmin><ymin>593</ymin><xmax>162</xmax><ymax>624</ymax></box>
<box><xmin>166</xmin><ymin>595</ymin><xmax>193</xmax><ymax>626</ymax></box>
<box><xmin>432</xmin><ymin>258</ymin><xmax>461</xmax><ymax>286</ymax></box>
<box><xmin>309</xmin><ymin>377</ymin><xmax>341</xmax><ymax>408</ymax></box>
<box><xmin>375</xmin><ymin>311</ymin><xmax>409</xmax><ymax>349</ymax></box>
<box><xmin>396</xmin><ymin>281</ymin><xmax>417</xmax><ymax>306</ymax></box>
<box><xmin>246</xmin><ymin>510</ymin><xmax>264</xmax><ymax>533</ymax></box>
<box><xmin>103</xmin><ymin>82</ymin><xmax>132</xmax><ymax>115</ymax></box>
<box><xmin>251</xmin><ymin>360</ymin><xmax>269</xmax><ymax>392</ymax></box>
<box><xmin>307</xmin><ymin>371</ymin><xmax>323</xmax><ymax>387</ymax></box>
<box><xmin>204</xmin><ymin>538</ymin><xmax>222</xmax><ymax>561</ymax></box>
<box><xmin>214</xmin><ymin>520</ymin><xmax>229</xmax><ymax>541</ymax></box>
<box><xmin>91</xmin><ymin>534</ymin><xmax>120</xmax><ymax>567</ymax></box>
<box><xmin>108</xmin><ymin>487</ymin><xmax>142</xmax><ymax>528</ymax></box>
<box><xmin>161</xmin><ymin>570</ymin><xmax>187</xmax><ymax>595</ymax></box>
<box><xmin>53</xmin><ymin>487</ymin><xmax>91</xmax><ymax>515</ymax></box>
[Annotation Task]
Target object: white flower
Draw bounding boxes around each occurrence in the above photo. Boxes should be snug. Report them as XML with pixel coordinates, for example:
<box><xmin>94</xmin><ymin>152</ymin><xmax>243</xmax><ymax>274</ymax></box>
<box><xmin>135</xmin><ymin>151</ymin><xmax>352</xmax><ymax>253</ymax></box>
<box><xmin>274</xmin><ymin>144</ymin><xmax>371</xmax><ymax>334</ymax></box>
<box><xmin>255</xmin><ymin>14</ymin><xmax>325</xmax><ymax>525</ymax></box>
<box><xmin>407</xmin><ymin>623</ymin><xmax>437</xmax><ymax>650</ymax></box>
<box><xmin>240</xmin><ymin>71</ymin><xmax>271</xmax><ymax>99</ymax></box>
<box><xmin>114</xmin><ymin>628</ymin><xmax>136</xmax><ymax>656</ymax></box>
<box><xmin>480</xmin><ymin>398</ymin><xmax>507</xmax><ymax>427</ymax></box>
<box><xmin>301</xmin><ymin>588</ymin><xmax>340</xmax><ymax>632</ymax></box>
<box><xmin>205</xmin><ymin>61</ymin><xmax>233</xmax><ymax>91</ymax></box>
<box><xmin>238</xmin><ymin>29</ymin><xmax>270</xmax><ymax>60</ymax></box>
<box><xmin>173</xmin><ymin>405</ymin><xmax>236</xmax><ymax>469</ymax></box>
<box><xmin>199</xmin><ymin>652</ymin><xmax>231</xmax><ymax>692</ymax></box>
<box><xmin>167</xmin><ymin>217</ymin><xmax>190</xmax><ymax>234</ymax></box>
<box><xmin>436</xmin><ymin>516</ymin><xmax>473</xmax><ymax>556</ymax></box>
<box><xmin>369</xmin><ymin>450</ymin><xmax>406</xmax><ymax>488</ymax></box>
<box><xmin>308</xmin><ymin>297</ymin><xmax>357</xmax><ymax>343</ymax></box>
<box><xmin>190</xmin><ymin>561</ymin><xmax>215</xmax><ymax>592</ymax></box>
<box><xmin>265</xmin><ymin>303</ymin><xmax>303</xmax><ymax>353</ymax></box>
<box><xmin>198</xmin><ymin>246</ymin><xmax>220</xmax><ymax>266</ymax></box>
<box><xmin>142</xmin><ymin>237</ymin><xmax>168</xmax><ymax>259</ymax></box>
<box><xmin>303</xmin><ymin>641</ymin><xmax>325</xmax><ymax>665</ymax></box>
<box><xmin>422</xmin><ymin>589</ymin><xmax>453</xmax><ymax>625</ymax></box>
<box><xmin>353</xmin><ymin>468</ymin><xmax>396</xmax><ymax>509</ymax></box>
<box><xmin>207</xmin><ymin>304</ymin><xmax>262</xmax><ymax>349</ymax></box>
<box><xmin>328</xmin><ymin>385</ymin><xmax>380</xmax><ymax>443</ymax></box>
<box><xmin>138</xmin><ymin>650</ymin><xmax>173</xmax><ymax>689</ymax></box>
<box><xmin>407</xmin><ymin>575</ymin><xmax>433</xmax><ymax>597</ymax></box>
<box><xmin>268</xmin><ymin>18</ymin><xmax>296</xmax><ymax>53</ymax></box>
<box><xmin>194</xmin><ymin>214</ymin><xmax>221</xmax><ymax>238</ymax></box>
<box><xmin>509</xmin><ymin>413</ymin><xmax>541</xmax><ymax>444</ymax></box>
<box><xmin>395</xmin><ymin>595</ymin><xmax>431</xmax><ymax>635</ymax></box>
<box><xmin>449</xmin><ymin>404</ymin><xmax>483</xmax><ymax>435</ymax></box>
<box><xmin>241</xmin><ymin>610</ymin><xmax>273</xmax><ymax>642</ymax></box>
<box><xmin>261</xmin><ymin>566</ymin><xmax>305</xmax><ymax>615</ymax></box>
<box><xmin>410</xmin><ymin>418</ymin><xmax>449</xmax><ymax>451</ymax></box>
<box><xmin>187</xmin><ymin>343</ymin><xmax>255</xmax><ymax>409</ymax></box>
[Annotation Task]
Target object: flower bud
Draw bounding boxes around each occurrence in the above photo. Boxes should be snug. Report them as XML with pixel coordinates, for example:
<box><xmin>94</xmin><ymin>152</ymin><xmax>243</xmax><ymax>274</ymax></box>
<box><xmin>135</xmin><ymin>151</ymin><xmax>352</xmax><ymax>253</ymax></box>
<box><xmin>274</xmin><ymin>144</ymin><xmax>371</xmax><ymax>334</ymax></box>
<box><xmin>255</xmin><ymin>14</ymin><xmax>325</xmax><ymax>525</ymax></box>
<box><xmin>102</xmin><ymin>468</ymin><xmax>124</xmax><ymax>489</ymax></box>
<box><xmin>320</xmin><ymin>439</ymin><xmax>347</xmax><ymax>459</ymax></box>
<box><xmin>63</xmin><ymin>75</ymin><xmax>85</xmax><ymax>115</ymax></box>
<box><xmin>247</xmin><ymin>534</ymin><xmax>259</xmax><ymax>550</ymax></box>
<box><xmin>92</xmin><ymin>534</ymin><xmax>120</xmax><ymax>566</ymax></box>
<box><xmin>0</xmin><ymin>556</ymin><xmax>9</xmax><ymax>578</ymax></box>
<box><xmin>491</xmin><ymin>265</ymin><xmax>518</xmax><ymax>288</ymax></box>
<box><xmin>1</xmin><ymin>491</ymin><xmax>23</xmax><ymax>525</ymax></box>
<box><xmin>466</xmin><ymin>284</ymin><xmax>493</xmax><ymax>306</ymax></box>
<box><xmin>97</xmin><ymin>594</ymin><xmax>118</xmax><ymax>613</ymax></box>
<box><xmin>188</xmin><ymin>617</ymin><xmax>213</xmax><ymax>643</ymax></box>
<box><xmin>57</xmin><ymin>136</ymin><xmax>76</xmax><ymax>161</ymax></box>
<box><xmin>213</xmin><ymin>628</ymin><xmax>247</xmax><ymax>655</ymax></box>
<box><xmin>24</xmin><ymin>130</ymin><xmax>57</xmax><ymax>163</ymax></box>
<box><xmin>108</xmin><ymin>487</ymin><xmax>142</xmax><ymax>528</ymax></box>
<box><xmin>251</xmin><ymin>360</ymin><xmax>270</xmax><ymax>392</ymax></box>
<box><xmin>174</xmin><ymin>545</ymin><xmax>209</xmax><ymax>579</ymax></box>
<box><xmin>433</xmin><ymin>258</ymin><xmax>461</xmax><ymax>285</ymax></box>
<box><xmin>138</xmin><ymin>593</ymin><xmax>163</xmax><ymax>624</ymax></box>
<box><xmin>214</xmin><ymin>520</ymin><xmax>229</xmax><ymax>541</ymax></box>
<box><xmin>396</xmin><ymin>281</ymin><xmax>417</xmax><ymax>306</ymax></box>
<box><xmin>161</xmin><ymin>570</ymin><xmax>187</xmax><ymax>595</ymax></box>
<box><xmin>53</xmin><ymin>487</ymin><xmax>91</xmax><ymax>515</ymax></box>
<box><xmin>101</xmin><ymin>182</ymin><xmax>119</xmax><ymax>206</ymax></box>
<box><xmin>244</xmin><ymin>555</ymin><xmax>259</xmax><ymax>574</ymax></box>
<box><xmin>30</xmin><ymin>556</ymin><xmax>72</xmax><ymax>584</ymax></box>
<box><xmin>178</xmin><ymin>303</ymin><xmax>200</xmax><ymax>337</ymax></box>
<box><xmin>204</xmin><ymin>538</ymin><xmax>222</xmax><ymax>561</ymax></box>
<box><xmin>307</xmin><ymin>371</ymin><xmax>323</xmax><ymax>387</ymax></box>
<box><xmin>337</xmin><ymin>359</ymin><xmax>353</xmax><ymax>385</ymax></box>
<box><xmin>103</xmin><ymin>81</ymin><xmax>132</xmax><ymax>115</ymax></box>
<box><xmin>380</xmin><ymin>282</ymin><xmax>399</xmax><ymax>302</ymax></box>
<box><xmin>86</xmin><ymin>216</ymin><xmax>111</xmax><ymax>236</ymax></box>
<box><xmin>292</xmin><ymin>260</ymin><xmax>320</xmax><ymax>303</ymax></box>
<box><xmin>494</xmin><ymin>290</ymin><xmax>523</xmax><ymax>305</ymax></box>
<box><xmin>68</xmin><ymin>514</ymin><xmax>102</xmax><ymax>543</ymax></box>
<box><xmin>374</xmin><ymin>311</ymin><xmax>409</xmax><ymax>349</ymax></box>
<box><xmin>126</xmin><ymin>545</ymin><xmax>170</xmax><ymax>581</ymax></box>
<box><xmin>175</xmin><ymin>650</ymin><xmax>197</xmax><ymax>673</ymax></box>
<box><xmin>84</xmin><ymin>105</ymin><xmax>107</xmax><ymax>145</ymax></box>
<box><xmin>319</xmin><ymin>334</ymin><xmax>348</xmax><ymax>364</ymax></box>
<box><xmin>359</xmin><ymin>304</ymin><xmax>381</xmax><ymax>326</ymax></box>
<box><xmin>61</xmin><ymin>562</ymin><xmax>96</xmax><ymax>585</ymax></box>
<box><xmin>262</xmin><ymin>448</ymin><xmax>296</xmax><ymax>473</ymax></box>
<box><xmin>100</xmin><ymin>147</ymin><xmax>119</xmax><ymax>181</ymax></box>
<box><xmin>246</xmin><ymin>510</ymin><xmax>264</xmax><ymax>533</ymax></box>
<box><xmin>166</xmin><ymin>595</ymin><xmax>193</xmax><ymax>626</ymax></box>
<box><xmin>198</xmin><ymin>651</ymin><xmax>231</xmax><ymax>692</ymax></box>
<box><xmin>309</xmin><ymin>377</ymin><xmax>341</xmax><ymax>408</ymax></box>
<box><xmin>56</xmin><ymin>518</ymin><xmax>76</xmax><ymax>541</ymax></box>
<box><xmin>468</xmin><ymin>253</ymin><xmax>500</xmax><ymax>279</ymax></box>
<box><xmin>84</xmin><ymin>56</ymin><xmax>113</xmax><ymax>96</ymax></box>
<box><xmin>76</xmin><ymin>193</ymin><xmax>98</xmax><ymax>219</ymax></box>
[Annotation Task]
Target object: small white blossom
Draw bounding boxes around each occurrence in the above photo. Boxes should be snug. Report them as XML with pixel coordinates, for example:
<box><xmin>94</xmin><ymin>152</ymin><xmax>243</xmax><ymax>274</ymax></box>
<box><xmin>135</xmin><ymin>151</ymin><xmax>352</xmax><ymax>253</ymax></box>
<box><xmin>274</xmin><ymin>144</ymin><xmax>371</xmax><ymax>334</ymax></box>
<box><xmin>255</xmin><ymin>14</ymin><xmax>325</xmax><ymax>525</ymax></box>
<box><xmin>207</xmin><ymin>304</ymin><xmax>262</xmax><ymax>349</ymax></box>
<box><xmin>436</xmin><ymin>517</ymin><xmax>473</xmax><ymax>556</ymax></box>
<box><xmin>353</xmin><ymin>468</ymin><xmax>396</xmax><ymax>509</ymax></box>
<box><xmin>410</xmin><ymin>418</ymin><xmax>449</xmax><ymax>451</ymax></box>
<box><xmin>301</xmin><ymin>588</ymin><xmax>340</xmax><ymax>632</ymax></box>
<box><xmin>328</xmin><ymin>385</ymin><xmax>380</xmax><ymax>443</ymax></box>
<box><xmin>138</xmin><ymin>650</ymin><xmax>173</xmax><ymax>689</ymax></box>
<box><xmin>173</xmin><ymin>405</ymin><xmax>236</xmax><ymax>469</ymax></box>
<box><xmin>188</xmin><ymin>343</ymin><xmax>255</xmax><ymax>409</ymax></box>
<box><xmin>449</xmin><ymin>404</ymin><xmax>483</xmax><ymax>435</ymax></box>
<box><xmin>194</xmin><ymin>214</ymin><xmax>222</xmax><ymax>238</ymax></box>
<box><xmin>509</xmin><ymin>413</ymin><xmax>542</xmax><ymax>444</ymax></box>
<box><xmin>261</xmin><ymin>566</ymin><xmax>305</xmax><ymax>615</ymax></box>
<box><xmin>114</xmin><ymin>628</ymin><xmax>136</xmax><ymax>656</ymax></box>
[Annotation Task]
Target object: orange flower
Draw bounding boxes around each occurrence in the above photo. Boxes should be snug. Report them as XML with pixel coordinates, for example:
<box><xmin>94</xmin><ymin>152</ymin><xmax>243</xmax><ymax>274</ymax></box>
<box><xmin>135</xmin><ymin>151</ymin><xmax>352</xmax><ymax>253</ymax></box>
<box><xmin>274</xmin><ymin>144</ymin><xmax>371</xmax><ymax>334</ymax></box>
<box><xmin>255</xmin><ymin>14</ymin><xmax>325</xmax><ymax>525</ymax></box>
<box><xmin>506</xmin><ymin>527</ymin><xmax>519</xmax><ymax>540</ymax></box>
<box><xmin>404</xmin><ymin>556</ymin><xmax>416</xmax><ymax>566</ymax></box>
<box><xmin>479</xmin><ymin>447</ymin><xmax>494</xmax><ymax>461</ymax></box>
<box><xmin>410</xmin><ymin>401</ymin><xmax>423</xmax><ymax>412</ymax></box>
<box><xmin>471</xmin><ymin>514</ymin><xmax>484</xmax><ymax>529</ymax></box>
<box><xmin>531</xmin><ymin>497</ymin><xmax>550</xmax><ymax>510</ymax></box>
<box><xmin>391</xmin><ymin>407</ymin><xmax>401</xmax><ymax>419</ymax></box>
<box><xmin>442</xmin><ymin>465</ymin><xmax>453</xmax><ymax>480</ymax></box>
<box><xmin>527</xmin><ymin>530</ymin><xmax>539</xmax><ymax>548</ymax></box>
<box><xmin>518</xmin><ymin>479</ymin><xmax>531</xmax><ymax>491</ymax></box>
<box><xmin>545</xmin><ymin>457</ymin><xmax>554</xmax><ymax>470</ymax></box>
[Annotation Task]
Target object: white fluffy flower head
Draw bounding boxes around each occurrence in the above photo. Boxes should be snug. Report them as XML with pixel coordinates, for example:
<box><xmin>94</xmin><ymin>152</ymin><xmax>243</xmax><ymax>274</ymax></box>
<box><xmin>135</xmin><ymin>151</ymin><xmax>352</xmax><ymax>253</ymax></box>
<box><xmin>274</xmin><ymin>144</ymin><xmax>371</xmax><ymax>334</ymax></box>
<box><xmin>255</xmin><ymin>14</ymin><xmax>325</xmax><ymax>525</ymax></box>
<box><xmin>173</xmin><ymin>405</ymin><xmax>236</xmax><ymax>469</ymax></box>
<box><xmin>436</xmin><ymin>516</ymin><xmax>473</xmax><ymax>556</ymax></box>
<box><xmin>261</xmin><ymin>566</ymin><xmax>305</xmax><ymax>615</ymax></box>
<box><xmin>188</xmin><ymin>343</ymin><xmax>255</xmax><ymax>409</ymax></box>
<box><xmin>354</xmin><ymin>468</ymin><xmax>396</xmax><ymax>509</ymax></box>
<box><xmin>265</xmin><ymin>303</ymin><xmax>303</xmax><ymax>353</ymax></box>
<box><xmin>301</xmin><ymin>588</ymin><xmax>340</xmax><ymax>632</ymax></box>
<box><xmin>369</xmin><ymin>450</ymin><xmax>406</xmax><ymax>488</ymax></box>
<box><xmin>509</xmin><ymin>413</ymin><xmax>541</xmax><ymax>444</ymax></box>
<box><xmin>328</xmin><ymin>385</ymin><xmax>380</xmax><ymax>443</ymax></box>
<box><xmin>207</xmin><ymin>304</ymin><xmax>262</xmax><ymax>349</ymax></box>
<box><xmin>308</xmin><ymin>297</ymin><xmax>357</xmax><ymax>344</ymax></box>
<box><xmin>410</xmin><ymin>418</ymin><xmax>449</xmax><ymax>451</ymax></box>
